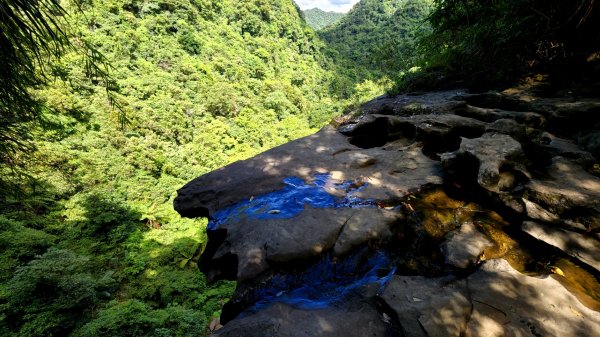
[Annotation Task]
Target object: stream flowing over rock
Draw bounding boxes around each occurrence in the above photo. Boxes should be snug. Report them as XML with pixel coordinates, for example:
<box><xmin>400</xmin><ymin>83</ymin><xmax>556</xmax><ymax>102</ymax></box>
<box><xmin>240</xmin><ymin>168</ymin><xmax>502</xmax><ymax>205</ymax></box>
<box><xmin>175</xmin><ymin>88</ymin><xmax>600</xmax><ymax>336</ymax></box>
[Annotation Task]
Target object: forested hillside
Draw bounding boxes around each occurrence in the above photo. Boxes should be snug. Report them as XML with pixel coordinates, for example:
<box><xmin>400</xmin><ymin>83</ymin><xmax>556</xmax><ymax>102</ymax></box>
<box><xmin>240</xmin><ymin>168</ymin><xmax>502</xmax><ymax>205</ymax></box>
<box><xmin>3</xmin><ymin>0</ymin><xmax>599</xmax><ymax>336</ymax></box>
<box><xmin>302</xmin><ymin>8</ymin><xmax>345</xmax><ymax>30</ymax></box>
<box><xmin>410</xmin><ymin>0</ymin><xmax>600</xmax><ymax>90</ymax></box>
<box><xmin>321</xmin><ymin>0</ymin><xmax>432</xmax><ymax>86</ymax></box>
<box><xmin>0</xmin><ymin>0</ymin><xmax>345</xmax><ymax>336</ymax></box>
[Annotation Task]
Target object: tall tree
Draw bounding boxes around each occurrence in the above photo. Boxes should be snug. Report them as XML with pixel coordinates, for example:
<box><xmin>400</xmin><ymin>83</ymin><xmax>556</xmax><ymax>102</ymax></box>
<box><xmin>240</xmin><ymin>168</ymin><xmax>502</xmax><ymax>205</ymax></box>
<box><xmin>423</xmin><ymin>0</ymin><xmax>600</xmax><ymax>87</ymax></box>
<box><xmin>0</xmin><ymin>0</ymin><xmax>69</xmax><ymax>166</ymax></box>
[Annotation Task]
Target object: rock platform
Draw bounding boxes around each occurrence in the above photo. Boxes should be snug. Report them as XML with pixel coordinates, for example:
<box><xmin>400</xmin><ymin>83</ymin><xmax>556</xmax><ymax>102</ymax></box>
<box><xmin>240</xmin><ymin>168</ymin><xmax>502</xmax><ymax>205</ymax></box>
<box><xmin>175</xmin><ymin>88</ymin><xmax>600</xmax><ymax>336</ymax></box>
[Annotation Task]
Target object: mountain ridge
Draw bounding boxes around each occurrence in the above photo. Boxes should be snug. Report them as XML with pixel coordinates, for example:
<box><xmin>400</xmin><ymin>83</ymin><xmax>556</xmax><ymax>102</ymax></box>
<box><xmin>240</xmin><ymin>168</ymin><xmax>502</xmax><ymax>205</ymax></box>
<box><xmin>302</xmin><ymin>7</ymin><xmax>345</xmax><ymax>30</ymax></box>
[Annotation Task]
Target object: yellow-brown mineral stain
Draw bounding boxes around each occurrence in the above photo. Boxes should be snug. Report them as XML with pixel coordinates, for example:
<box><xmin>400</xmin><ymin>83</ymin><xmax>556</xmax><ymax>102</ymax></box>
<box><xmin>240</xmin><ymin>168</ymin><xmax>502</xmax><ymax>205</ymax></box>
<box><xmin>409</xmin><ymin>188</ymin><xmax>600</xmax><ymax>312</ymax></box>
<box><xmin>552</xmin><ymin>259</ymin><xmax>600</xmax><ymax>312</ymax></box>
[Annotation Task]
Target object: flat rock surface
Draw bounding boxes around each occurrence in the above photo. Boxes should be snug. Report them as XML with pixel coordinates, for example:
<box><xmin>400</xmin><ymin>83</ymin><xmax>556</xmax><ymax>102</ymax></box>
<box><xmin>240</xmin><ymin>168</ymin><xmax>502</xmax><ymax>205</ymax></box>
<box><xmin>333</xmin><ymin>208</ymin><xmax>403</xmax><ymax>256</ymax></box>
<box><xmin>175</xmin><ymin>126</ymin><xmax>443</xmax><ymax>219</ymax></box>
<box><xmin>522</xmin><ymin>221</ymin><xmax>600</xmax><ymax>271</ymax></box>
<box><xmin>466</xmin><ymin>259</ymin><xmax>600</xmax><ymax>337</ymax></box>
<box><xmin>214</xmin><ymin>301</ymin><xmax>389</xmax><ymax>337</ymax></box>
<box><xmin>381</xmin><ymin>275</ymin><xmax>471</xmax><ymax>337</ymax></box>
<box><xmin>524</xmin><ymin>156</ymin><xmax>600</xmax><ymax>231</ymax></box>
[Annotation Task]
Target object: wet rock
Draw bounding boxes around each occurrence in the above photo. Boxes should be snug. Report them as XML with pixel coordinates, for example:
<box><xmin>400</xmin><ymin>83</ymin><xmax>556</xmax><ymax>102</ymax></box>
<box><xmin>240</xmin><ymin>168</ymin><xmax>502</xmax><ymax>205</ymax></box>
<box><xmin>524</xmin><ymin>157</ymin><xmax>600</xmax><ymax>232</ymax></box>
<box><xmin>522</xmin><ymin>221</ymin><xmax>600</xmax><ymax>271</ymax></box>
<box><xmin>440</xmin><ymin>222</ymin><xmax>493</xmax><ymax>269</ymax></box>
<box><xmin>441</xmin><ymin>133</ymin><xmax>528</xmax><ymax>192</ymax></box>
<box><xmin>175</xmin><ymin>126</ymin><xmax>348</xmax><ymax>218</ymax></box>
<box><xmin>465</xmin><ymin>259</ymin><xmax>600</xmax><ymax>337</ymax></box>
<box><xmin>214</xmin><ymin>301</ymin><xmax>388</xmax><ymax>337</ymax></box>
<box><xmin>381</xmin><ymin>275</ymin><xmax>471</xmax><ymax>337</ymax></box>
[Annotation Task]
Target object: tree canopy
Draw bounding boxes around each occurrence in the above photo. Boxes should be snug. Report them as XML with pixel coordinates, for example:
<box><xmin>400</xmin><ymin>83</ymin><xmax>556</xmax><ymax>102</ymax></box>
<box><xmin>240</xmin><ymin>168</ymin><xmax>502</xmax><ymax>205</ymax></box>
<box><xmin>2</xmin><ymin>0</ymin><xmax>598</xmax><ymax>336</ymax></box>
<box><xmin>302</xmin><ymin>8</ymin><xmax>345</xmax><ymax>30</ymax></box>
<box><xmin>320</xmin><ymin>0</ymin><xmax>433</xmax><ymax>87</ymax></box>
<box><xmin>0</xmin><ymin>0</ymin><xmax>68</xmax><ymax>166</ymax></box>
<box><xmin>416</xmin><ymin>0</ymin><xmax>600</xmax><ymax>88</ymax></box>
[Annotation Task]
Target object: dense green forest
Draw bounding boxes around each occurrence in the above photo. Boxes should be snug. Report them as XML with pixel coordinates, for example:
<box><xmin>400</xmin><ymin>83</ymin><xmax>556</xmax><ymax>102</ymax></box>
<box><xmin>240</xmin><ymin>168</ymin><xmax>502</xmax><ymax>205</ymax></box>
<box><xmin>320</xmin><ymin>0</ymin><xmax>433</xmax><ymax>87</ymax></box>
<box><xmin>0</xmin><ymin>0</ymin><xmax>349</xmax><ymax>336</ymax></box>
<box><xmin>410</xmin><ymin>0</ymin><xmax>600</xmax><ymax>90</ymax></box>
<box><xmin>1</xmin><ymin>0</ymin><xmax>599</xmax><ymax>336</ymax></box>
<box><xmin>302</xmin><ymin>8</ymin><xmax>345</xmax><ymax>30</ymax></box>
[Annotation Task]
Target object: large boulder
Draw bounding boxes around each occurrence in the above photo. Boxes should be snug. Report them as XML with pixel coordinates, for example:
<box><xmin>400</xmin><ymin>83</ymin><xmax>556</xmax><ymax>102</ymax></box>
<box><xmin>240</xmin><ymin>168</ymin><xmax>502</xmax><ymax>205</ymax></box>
<box><xmin>173</xmin><ymin>89</ymin><xmax>600</xmax><ymax>337</ymax></box>
<box><xmin>177</xmin><ymin>126</ymin><xmax>444</xmax><ymax>283</ymax></box>
<box><xmin>441</xmin><ymin>133</ymin><xmax>529</xmax><ymax>193</ymax></box>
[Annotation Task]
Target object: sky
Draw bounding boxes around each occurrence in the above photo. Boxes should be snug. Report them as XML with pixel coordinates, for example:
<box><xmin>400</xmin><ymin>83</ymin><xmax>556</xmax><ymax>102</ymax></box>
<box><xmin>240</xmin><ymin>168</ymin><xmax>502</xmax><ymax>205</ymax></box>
<box><xmin>294</xmin><ymin>0</ymin><xmax>360</xmax><ymax>13</ymax></box>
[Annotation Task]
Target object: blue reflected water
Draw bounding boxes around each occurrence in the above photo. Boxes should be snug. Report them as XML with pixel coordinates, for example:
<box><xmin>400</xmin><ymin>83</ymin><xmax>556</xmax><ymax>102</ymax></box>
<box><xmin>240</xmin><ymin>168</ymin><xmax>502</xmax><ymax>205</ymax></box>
<box><xmin>208</xmin><ymin>173</ymin><xmax>376</xmax><ymax>230</ymax></box>
<box><xmin>248</xmin><ymin>250</ymin><xmax>396</xmax><ymax>312</ymax></box>
<box><xmin>209</xmin><ymin>173</ymin><xmax>398</xmax><ymax>313</ymax></box>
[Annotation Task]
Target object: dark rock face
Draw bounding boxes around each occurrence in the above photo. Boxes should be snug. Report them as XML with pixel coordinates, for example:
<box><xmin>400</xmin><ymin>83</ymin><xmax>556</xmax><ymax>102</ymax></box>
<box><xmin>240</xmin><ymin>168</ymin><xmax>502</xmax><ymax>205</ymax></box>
<box><xmin>175</xmin><ymin>89</ymin><xmax>600</xmax><ymax>336</ymax></box>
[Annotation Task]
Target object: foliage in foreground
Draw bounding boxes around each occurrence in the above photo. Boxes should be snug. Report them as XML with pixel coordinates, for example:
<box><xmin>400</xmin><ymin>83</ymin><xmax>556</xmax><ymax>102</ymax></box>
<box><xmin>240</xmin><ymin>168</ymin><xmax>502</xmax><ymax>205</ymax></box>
<box><xmin>0</xmin><ymin>0</ymin><xmax>346</xmax><ymax>336</ymax></box>
<box><xmin>410</xmin><ymin>0</ymin><xmax>600</xmax><ymax>89</ymax></box>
